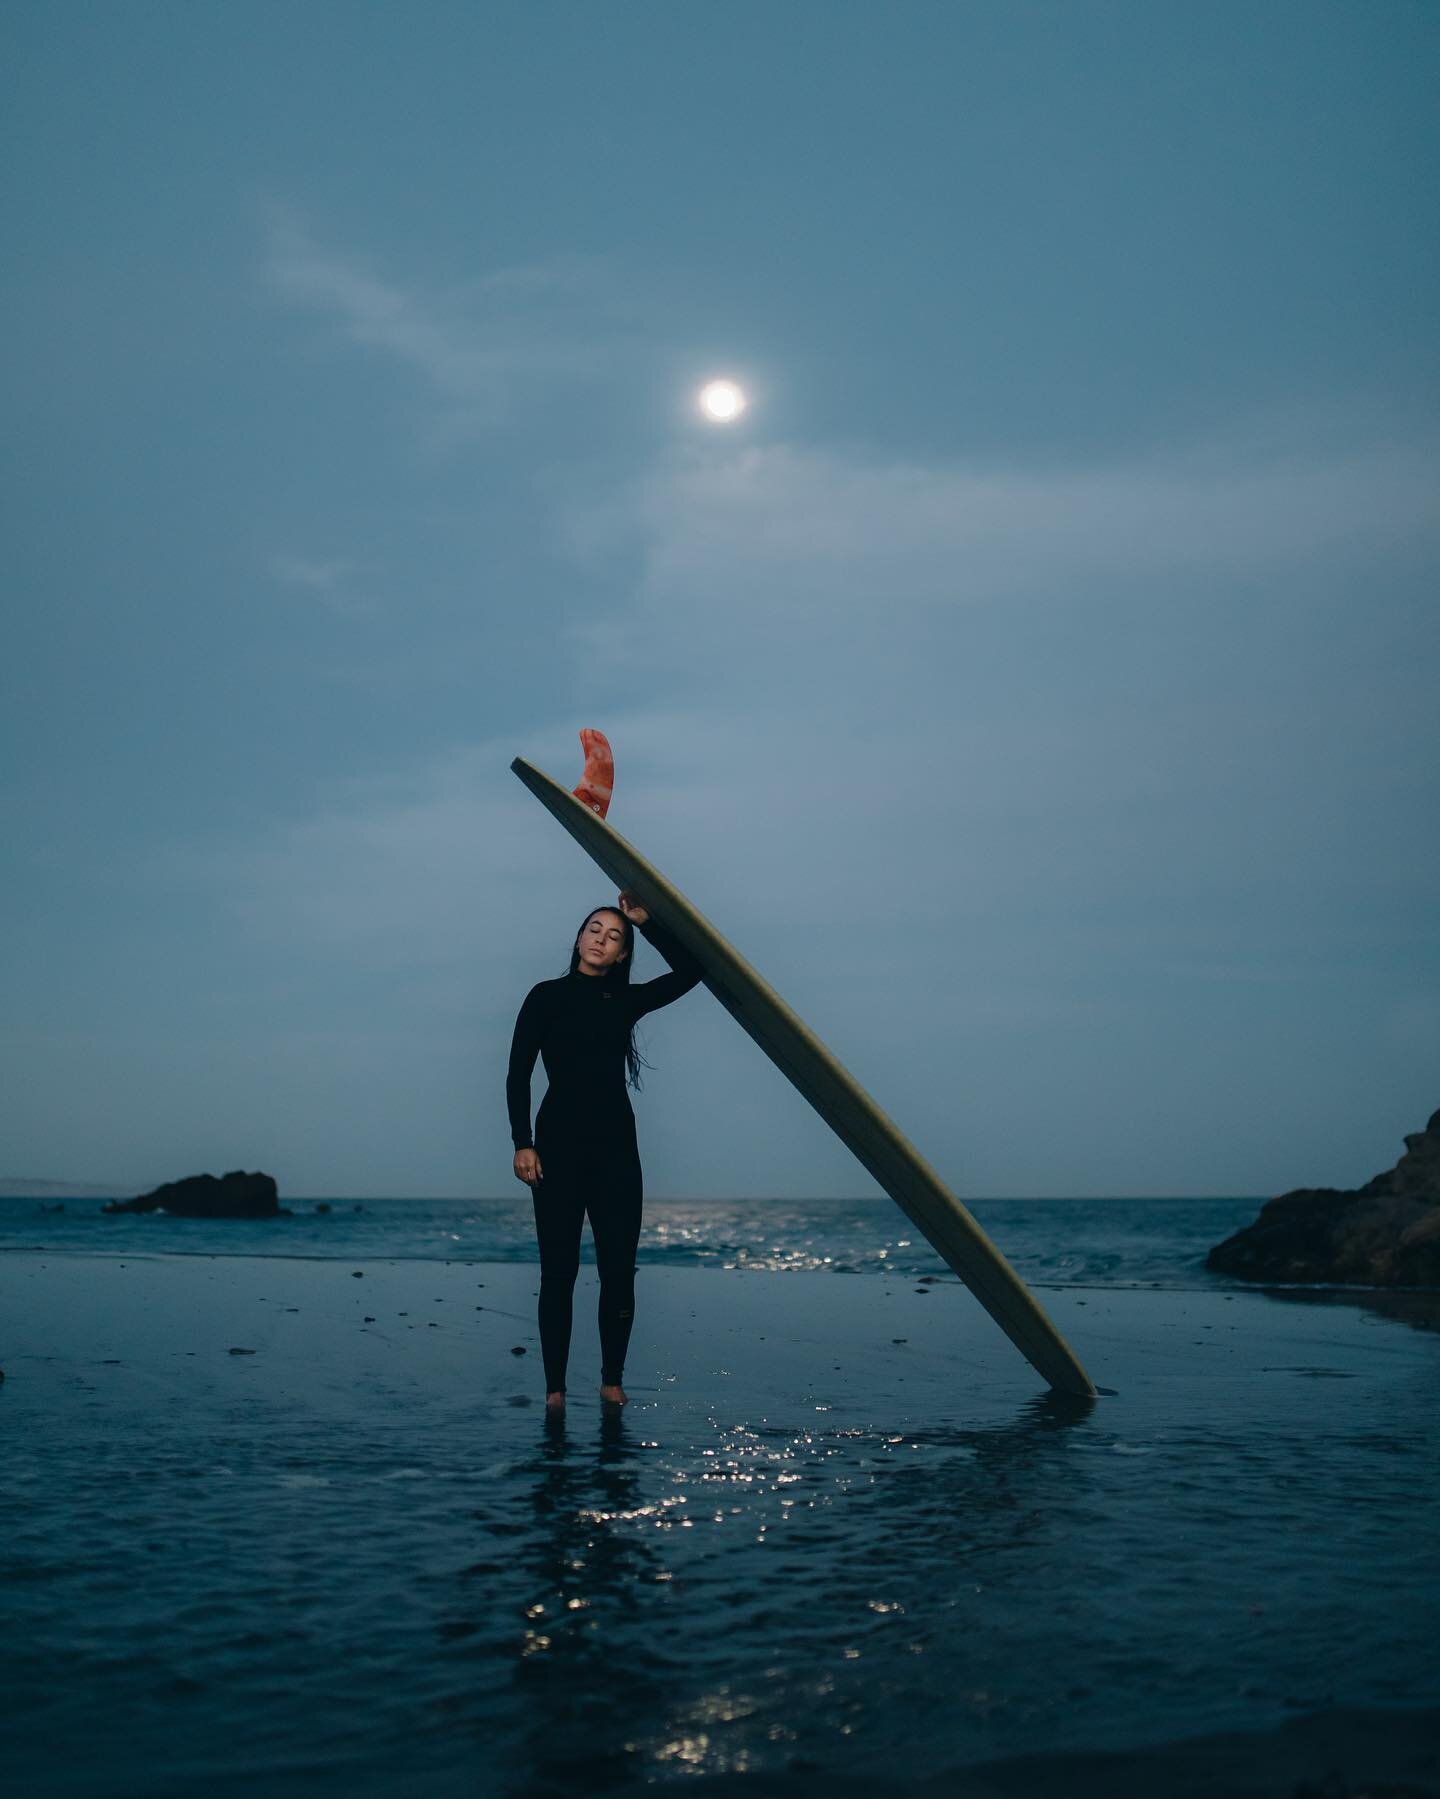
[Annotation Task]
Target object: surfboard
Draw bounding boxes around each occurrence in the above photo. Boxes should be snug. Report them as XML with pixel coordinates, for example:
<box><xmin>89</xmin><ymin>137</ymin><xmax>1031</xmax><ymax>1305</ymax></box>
<box><xmin>510</xmin><ymin>747</ymin><xmax>1097</xmax><ymax>1398</ymax></box>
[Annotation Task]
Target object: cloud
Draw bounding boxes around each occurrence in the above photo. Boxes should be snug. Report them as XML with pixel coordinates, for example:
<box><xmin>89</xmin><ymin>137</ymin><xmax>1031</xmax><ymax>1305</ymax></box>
<box><xmin>546</xmin><ymin>424</ymin><xmax>1440</xmax><ymax>930</ymax></box>
<box><xmin>553</xmin><ymin>429</ymin><xmax>1440</xmax><ymax>921</ymax></box>
<box><xmin>261</xmin><ymin>210</ymin><xmax>634</xmax><ymax>421</ymax></box>
<box><xmin>267</xmin><ymin>553</ymin><xmax>380</xmax><ymax>618</ymax></box>
<box><xmin>203</xmin><ymin>417</ymin><xmax>1440</xmax><ymax>964</ymax></box>
<box><xmin>567</xmin><ymin>433</ymin><xmax>1440</xmax><ymax>651</ymax></box>
<box><xmin>269</xmin><ymin>555</ymin><xmax>350</xmax><ymax>592</ymax></box>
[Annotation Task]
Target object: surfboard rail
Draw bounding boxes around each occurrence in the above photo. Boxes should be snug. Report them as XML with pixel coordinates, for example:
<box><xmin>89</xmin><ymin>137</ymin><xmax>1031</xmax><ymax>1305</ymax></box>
<box><xmin>511</xmin><ymin>753</ymin><xmax>1097</xmax><ymax>1398</ymax></box>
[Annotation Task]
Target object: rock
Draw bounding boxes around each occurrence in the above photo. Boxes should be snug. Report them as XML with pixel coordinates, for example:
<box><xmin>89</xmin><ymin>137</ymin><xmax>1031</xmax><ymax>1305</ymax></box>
<box><xmin>1207</xmin><ymin>1109</ymin><xmax>1440</xmax><ymax>1286</ymax></box>
<box><xmin>1358</xmin><ymin>1108</ymin><xmax>1440</xmax><ymax>1202</ymax></box>
<box><xmin>102</xmin><ymin>1171</ymin><xmax>288</xmax><ymax>1220</ymax></box>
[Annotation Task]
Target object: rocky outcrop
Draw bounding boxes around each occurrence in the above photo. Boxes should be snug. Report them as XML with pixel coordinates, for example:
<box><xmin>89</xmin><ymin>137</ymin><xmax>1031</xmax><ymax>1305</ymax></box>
<box><xmin>102</xmin><ymin>1171</ymin><xmax>288</xmax><ymax>1219</ymax></box>
<box><xmin>1207</xmin><ymin>1109</ymin><xmax>1440</xmax><ymax>1286</ymax></box>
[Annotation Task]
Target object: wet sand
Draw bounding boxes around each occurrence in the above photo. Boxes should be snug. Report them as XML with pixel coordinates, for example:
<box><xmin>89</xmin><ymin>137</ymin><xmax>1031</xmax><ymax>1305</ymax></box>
<box><xmin>596</xmin><ymin>1705</ymin><xmax>1440</xmax><ymax>1798</ymax></box>
<box><xmin>2</xmin><ymin>1251</ymin><xmax>1436</xmax><ymax>1797</ymax></box>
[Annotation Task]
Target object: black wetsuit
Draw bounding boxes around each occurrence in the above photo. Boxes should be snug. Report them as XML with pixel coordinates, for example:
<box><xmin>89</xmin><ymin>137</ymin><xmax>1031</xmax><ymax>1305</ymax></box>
<box><xmin>506</xmin><ymin>914</ymin><xmax>703</xmax><ymax>1392</ymax></box>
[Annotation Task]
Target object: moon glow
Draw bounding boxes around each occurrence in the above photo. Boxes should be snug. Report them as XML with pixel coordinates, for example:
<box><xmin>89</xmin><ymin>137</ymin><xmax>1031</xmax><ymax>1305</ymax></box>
<box><xmin>698</xmin><ymin>378</ymin><xmax>747</xmax><ymax>423</ymax></box>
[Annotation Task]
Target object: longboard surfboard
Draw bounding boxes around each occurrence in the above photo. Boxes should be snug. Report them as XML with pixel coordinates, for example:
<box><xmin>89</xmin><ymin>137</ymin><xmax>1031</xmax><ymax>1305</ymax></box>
<box><xmin>510</xmin><ymin>747</ymin><xmax>1097</xmax><ymax>1398</ymax></box>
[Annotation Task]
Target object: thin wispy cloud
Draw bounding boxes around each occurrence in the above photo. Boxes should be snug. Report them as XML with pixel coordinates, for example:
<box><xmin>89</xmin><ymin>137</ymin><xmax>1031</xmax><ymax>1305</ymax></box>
<box><xmin>261</xmin><ymin>210</ymin><xmax>635</xmax><ymax>421</ymax></box>
<box><xmin>267</xmin><ymin>554</ymin><xmax>378</xmax><ymax>619</ymax></box>
<box><xmin>571</xmin><ymin>434</ymin><xmax>1440</xmax><ymax>623</ymax></box>
<box><xmin>556</xmin><ymin>431</ymin><xmax>1440</xmax><ymax>785</ymax></box>
<box><xmin>269</xmin><ymin>555</ymin><xmax>350</xmax><ymax>592</ymax></box>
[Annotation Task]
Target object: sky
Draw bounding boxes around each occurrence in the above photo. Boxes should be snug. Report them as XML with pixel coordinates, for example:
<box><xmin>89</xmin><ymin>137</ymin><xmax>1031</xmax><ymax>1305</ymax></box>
<box><xmin>2</xmin><ymin>0</ymin><xmax>1437</xmax><ymax>1200</ymax></box>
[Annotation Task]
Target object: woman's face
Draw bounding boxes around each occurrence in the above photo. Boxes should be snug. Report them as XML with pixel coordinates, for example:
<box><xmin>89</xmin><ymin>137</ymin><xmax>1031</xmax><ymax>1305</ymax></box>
<box><xmin>576</xmin><ymin>909</ymin><xmax>628</xmax><ymax>973</ymax></box>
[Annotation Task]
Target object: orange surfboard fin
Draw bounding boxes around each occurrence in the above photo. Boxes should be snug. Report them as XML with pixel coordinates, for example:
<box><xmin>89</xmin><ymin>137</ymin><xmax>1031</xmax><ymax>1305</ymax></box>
<box><xmin>571</xmin><ymin>728</ymin><xmax>614</xmax><ymax>819</ymax></box>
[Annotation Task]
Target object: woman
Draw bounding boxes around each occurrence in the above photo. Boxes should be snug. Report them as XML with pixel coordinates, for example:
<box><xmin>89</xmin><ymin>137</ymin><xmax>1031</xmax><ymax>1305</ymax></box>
<box><xmin>507</xmin><ymin>890</ymin><xmax>703</xmax><ymax>1411</ymax></box>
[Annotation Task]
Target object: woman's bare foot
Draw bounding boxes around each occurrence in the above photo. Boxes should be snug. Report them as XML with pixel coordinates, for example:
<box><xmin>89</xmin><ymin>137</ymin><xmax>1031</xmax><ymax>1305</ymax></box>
<box><xmin>545</xmin><ymin>1390</ymin><xmax>566</xmax><ymax>1410</ymax></box>
<box><xmin>599</xmin><ymin>1383</ymin><xmax>627</xmax><ymax>1405</ymax></box>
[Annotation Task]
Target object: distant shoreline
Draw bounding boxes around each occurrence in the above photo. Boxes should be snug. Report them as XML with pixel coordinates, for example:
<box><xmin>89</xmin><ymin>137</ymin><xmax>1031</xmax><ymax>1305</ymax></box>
<box><xmin>0</xmin><ymin>1187</ymin><xmax>1273</xmax><ymax>1203</ymax></box>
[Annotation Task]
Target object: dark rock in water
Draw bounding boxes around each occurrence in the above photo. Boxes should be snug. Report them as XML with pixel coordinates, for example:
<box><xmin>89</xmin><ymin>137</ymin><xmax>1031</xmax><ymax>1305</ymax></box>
<box><xmin>102</xmin><ymin>1171</ymin><xmax>289</xmax><ymax>1219</ymax></box>
<box><xmin>1207</xmin><ymin>1108</ymin><xmax>1440</xmax><ymax>1286</ymax></box>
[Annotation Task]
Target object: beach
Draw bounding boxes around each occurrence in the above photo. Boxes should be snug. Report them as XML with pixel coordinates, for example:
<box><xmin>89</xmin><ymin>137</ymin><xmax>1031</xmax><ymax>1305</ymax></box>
<box><xmin>3</xmin><ymin>1230</ymin><xmax>1437</xmax><ymax>1798</ymax></box>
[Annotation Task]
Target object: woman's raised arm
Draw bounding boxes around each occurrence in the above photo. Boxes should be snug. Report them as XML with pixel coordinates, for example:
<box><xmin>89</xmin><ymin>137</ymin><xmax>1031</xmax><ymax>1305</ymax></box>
<box><xmin>628</xmin><ymin>913</ymin><xmax>703</xmax><ymax>1019</ymax></box>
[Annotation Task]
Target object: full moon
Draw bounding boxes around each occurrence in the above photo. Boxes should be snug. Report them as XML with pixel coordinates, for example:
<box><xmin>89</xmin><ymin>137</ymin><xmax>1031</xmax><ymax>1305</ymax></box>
<box><xmin>698</xmin><ymin>378</ymin><xmax>747</xmax><ymax>423</ymax></box>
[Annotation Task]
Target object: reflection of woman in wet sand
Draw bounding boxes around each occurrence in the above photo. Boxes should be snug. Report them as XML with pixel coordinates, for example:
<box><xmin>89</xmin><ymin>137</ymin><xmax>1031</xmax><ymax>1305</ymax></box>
<box><xmin>507</xmin><ymin>891</ymin><xmax>703</xmax><ymax>1412</ymax></box>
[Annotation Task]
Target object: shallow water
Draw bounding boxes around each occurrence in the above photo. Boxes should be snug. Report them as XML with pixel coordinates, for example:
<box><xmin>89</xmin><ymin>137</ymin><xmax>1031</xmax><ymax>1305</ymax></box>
<box><xmin>2</xmin><ymin>1239</ymin><xmax>1436</xmax><ymax>1799</ymax></box>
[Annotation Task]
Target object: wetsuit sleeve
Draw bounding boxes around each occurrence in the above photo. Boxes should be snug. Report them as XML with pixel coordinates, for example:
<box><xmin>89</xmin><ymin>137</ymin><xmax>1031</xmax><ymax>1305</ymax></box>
<box><xmin>629</xmin><ymin>913</ymin><xmax>704</xmax><ymax>1020</ymax></box>
<box><xmin>506</xmin><ymin>984</ymin><xmax>546</xmax><ymax>1150</ymax></box>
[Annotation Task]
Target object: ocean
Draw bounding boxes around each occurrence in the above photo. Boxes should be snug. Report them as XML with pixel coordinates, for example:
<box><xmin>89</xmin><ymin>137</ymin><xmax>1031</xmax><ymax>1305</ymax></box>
<box><xmin>0</xmin><ymin>1191</ymin><xmax>1264</xmax><ymax>1286</ymax></box>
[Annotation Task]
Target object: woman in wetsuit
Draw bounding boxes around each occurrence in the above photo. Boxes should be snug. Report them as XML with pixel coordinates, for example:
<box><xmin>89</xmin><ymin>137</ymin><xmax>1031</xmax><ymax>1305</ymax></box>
<box><xmin>507</xmin><ymin>891</ymin><xmax>703</xmax><ymax>1412</ymax></box>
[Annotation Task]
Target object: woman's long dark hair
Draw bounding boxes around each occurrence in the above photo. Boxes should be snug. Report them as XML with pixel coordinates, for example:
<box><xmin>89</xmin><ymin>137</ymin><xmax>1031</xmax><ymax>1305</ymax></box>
<box><xmin>564</xmin><ymin>906</ymin><xmax>653</xmax><ymax>1091</ymax></box>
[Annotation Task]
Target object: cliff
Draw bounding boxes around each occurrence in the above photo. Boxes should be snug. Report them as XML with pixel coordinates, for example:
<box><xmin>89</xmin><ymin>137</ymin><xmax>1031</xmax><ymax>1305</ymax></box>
<box><xmin>1206</xmin><ymin>1108</ymin><xmax>1440</xmax><ymax>1285</ymax></box>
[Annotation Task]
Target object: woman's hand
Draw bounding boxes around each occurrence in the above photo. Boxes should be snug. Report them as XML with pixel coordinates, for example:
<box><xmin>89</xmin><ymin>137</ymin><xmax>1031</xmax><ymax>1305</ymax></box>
<box><xmin>617</xmin><ymin>890</ymin><xmax>649</xmax><ymax>926</ymax></box>
<box><xmin>513</xmin><ymin>1148</ymin><xmax>543</xmax><ymax>1187</ymax></box>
